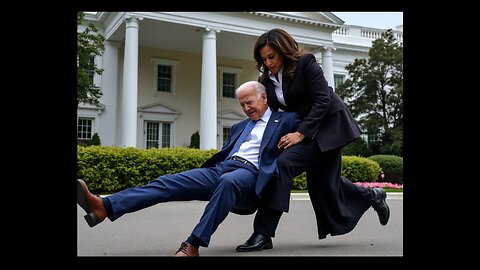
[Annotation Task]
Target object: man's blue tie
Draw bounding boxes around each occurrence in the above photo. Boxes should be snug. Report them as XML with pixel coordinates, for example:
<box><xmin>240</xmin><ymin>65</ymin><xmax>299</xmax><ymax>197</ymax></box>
<box><xmin>227</xmin><ymin>120</ymin><xmax>256</xmax><ymax>158</ymax></box>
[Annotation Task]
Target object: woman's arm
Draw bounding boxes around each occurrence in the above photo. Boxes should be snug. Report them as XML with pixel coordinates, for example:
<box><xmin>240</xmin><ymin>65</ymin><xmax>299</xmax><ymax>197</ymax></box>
<box><xmin>296</xmin><ymin>54</ymin><xmax>331</xmax><ymax>139</ymax></box>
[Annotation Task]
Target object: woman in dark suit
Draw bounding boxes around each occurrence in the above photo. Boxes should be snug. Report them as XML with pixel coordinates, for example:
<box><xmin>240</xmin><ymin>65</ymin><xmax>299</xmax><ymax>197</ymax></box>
<box><xmin>236</xmin><ymin>28</ymin><xmax>391</xmax><ymax>252</ymax></box>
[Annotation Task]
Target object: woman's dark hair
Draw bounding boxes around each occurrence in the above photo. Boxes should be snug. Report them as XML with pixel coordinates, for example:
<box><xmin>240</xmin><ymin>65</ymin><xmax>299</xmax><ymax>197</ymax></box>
<box><xmin>253</xmin><ymin>28</ymin><xmax>306</xmax><ymax>82</ymax></box>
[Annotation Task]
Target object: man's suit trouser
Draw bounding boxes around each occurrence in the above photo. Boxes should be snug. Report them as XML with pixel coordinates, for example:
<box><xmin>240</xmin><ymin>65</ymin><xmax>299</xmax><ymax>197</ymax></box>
<box><xmin>105</xmin><ymin>160</ymin><xmax>258</xmax><ymax>246</ymax></box>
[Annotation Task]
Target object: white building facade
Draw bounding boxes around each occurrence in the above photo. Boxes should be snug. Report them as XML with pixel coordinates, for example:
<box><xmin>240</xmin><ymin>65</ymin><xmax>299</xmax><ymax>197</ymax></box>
<box><xmin>77</xmin><ymin>12</ymin><xmax>403</xmax><ymax>150</ymax></box>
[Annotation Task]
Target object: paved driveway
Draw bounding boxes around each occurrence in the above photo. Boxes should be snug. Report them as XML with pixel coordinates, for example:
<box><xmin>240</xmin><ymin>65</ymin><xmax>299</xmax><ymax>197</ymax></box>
<box><xmin>77</xmin><ymin>194</ymin><xmax>403</xmax><ymax>256</ymax></box>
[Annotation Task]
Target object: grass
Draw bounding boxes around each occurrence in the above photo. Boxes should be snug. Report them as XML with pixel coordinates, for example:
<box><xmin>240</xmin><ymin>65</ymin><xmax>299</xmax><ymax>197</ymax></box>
<box><xmin>384</xmin><ymin>187</ymin><xmax>403</xmax><ymax>192</ymax></box>
<box><xmin>292</xmin><ymin>181</ymin><xmax>404</xmax><ymax>193</ymax></box>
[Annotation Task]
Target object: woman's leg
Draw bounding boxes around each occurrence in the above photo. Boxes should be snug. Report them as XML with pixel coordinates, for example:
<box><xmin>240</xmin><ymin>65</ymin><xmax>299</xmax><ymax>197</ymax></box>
<box><xmin>306</xmin><ymin>148</ymin><xmax>374</xmax><ymax>238</ymax></box>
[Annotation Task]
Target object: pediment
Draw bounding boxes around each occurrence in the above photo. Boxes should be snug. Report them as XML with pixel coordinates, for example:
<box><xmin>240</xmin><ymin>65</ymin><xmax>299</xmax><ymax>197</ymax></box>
<box><xmin>78</xmin><ymin>102</ymin><xmax>105</xmax><ymax>110</ymax></box>
<box><xmin>138</xmin><ymin>102</ymin><xmax>180</xmax><ymax>115</ymax></box>
<box><xmin>218</xmin><ymin>110</ymin><xmax>246</xmax><ymax>120</ymax></box>
<box><xmin>272</xmin><ymin>12</ymin><xmax>344</xmax><ymax>26</ymax></box>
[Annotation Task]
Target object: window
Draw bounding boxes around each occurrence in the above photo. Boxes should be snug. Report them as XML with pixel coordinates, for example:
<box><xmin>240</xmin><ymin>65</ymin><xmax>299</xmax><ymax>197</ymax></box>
<box><xmin>77</xmin><ymin>118</ymin><xmax>93</xmax><ymax>140</ymax></box>
<box><xmin>87</xmin><ymin>55</ymin><xmax>95</xmax><ymax>84</ymax></box>
<box><xmin>157</xmin><ymin>65</ymin><xmax>172</xmax><ymax>92</ymax></box>
<box><xmin>161</xmin><ymin>123</ymin><xmax>171</xmax><ymax>148</ymax></box>
<box><xmin>151</xmin><ymin>58</ymin><xmax>179</xmax><ymax>94</ymax></box>
<box><xmin>334</xmin><ymin>74</ymin><xmax>345</xmax><ymax>89</ymax></box>
<box><xmin>218</xmin><ymin>66</ymin><xmax>243</xmax><ymax>99</ymax></box>
<box><xmin>140</xmin><ymin>102</ymin><xmax>179</xmax><ymax>149</ymax></box>
<box><xmin>222</xmin><ymin>73</ymin><xmax>236</xmax><ymax>98</ymax></box>
<box><xmin>217</xmin><ymin>110</ymin><xmax>245</xmax><ymax>149</ymax></box>
<box><xmin>145</xmin><ymin>121</ymin><xmax>171</xmax><ymax>149</ymax></box>
<box><xmin>222</xmin><ymin>126</ymin><xmax>232</xmax><ymax>146</ymax></box>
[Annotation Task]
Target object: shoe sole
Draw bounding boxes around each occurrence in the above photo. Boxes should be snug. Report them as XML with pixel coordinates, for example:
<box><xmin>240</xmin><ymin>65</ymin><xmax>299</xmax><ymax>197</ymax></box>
<box><xmin>77</xmin><ymin>179</ymin><xmax>100</xmax><ymax>227</ymax></box>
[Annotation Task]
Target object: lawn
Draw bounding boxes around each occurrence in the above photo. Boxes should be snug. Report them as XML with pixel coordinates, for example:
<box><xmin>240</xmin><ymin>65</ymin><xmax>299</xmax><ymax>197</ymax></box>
<box><xmin>292</xmin><ymin>182</ymin><xmax>403</xmax><ymax>193</ymax></box>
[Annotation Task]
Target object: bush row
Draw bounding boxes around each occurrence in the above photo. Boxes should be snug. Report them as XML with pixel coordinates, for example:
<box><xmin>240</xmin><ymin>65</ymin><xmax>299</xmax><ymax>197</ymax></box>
<box><xmin>78</xmin><ymin>146</ymin><xmax>402</xmax><ymax>193</ymax></box>
<box><xmin>77</xmin><ymin>146</ymin><xmax>217</xmax><ymax>193</ymax></box>
<box><xmin>368</xmin><ymin>154</ymin><xmax>403</xmax><ymax>184</ymax></box>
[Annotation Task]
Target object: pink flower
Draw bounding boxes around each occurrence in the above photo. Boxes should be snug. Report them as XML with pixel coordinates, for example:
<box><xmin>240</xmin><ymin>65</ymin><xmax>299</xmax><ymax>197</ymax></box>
<box><xmin>354</xmin><ymin>182</ymin><xmax>403</xmax><ymax>189</ymax></box>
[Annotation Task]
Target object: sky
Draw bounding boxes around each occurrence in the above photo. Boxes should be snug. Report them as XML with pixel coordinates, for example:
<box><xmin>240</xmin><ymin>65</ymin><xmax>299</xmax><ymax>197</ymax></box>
<box><xmin>332</xmin><ymin>12</ymin><xmax>403</xmax><ymax>30</ymax></box>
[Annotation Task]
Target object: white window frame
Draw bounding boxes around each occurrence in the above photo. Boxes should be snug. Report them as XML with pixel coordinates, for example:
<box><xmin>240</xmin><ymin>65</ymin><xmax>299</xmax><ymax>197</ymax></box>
<box><xmin>218</xmin><ymin>120</ymin><xmax>239</xmax><ymax>149</ymax></box>
<box><xmin>334</xmin><ymin>74</ymin><xmax>345</xmax><ymax>89</ymax></box>
<box><xmin>217</xmin><ymin>110</ymin><xmax>246</xmax><ymax>149</ymax></box>
<box><xmin>77</xmin><ymin>117</ymin><xmax>95</xmax><ymax>140</ymax></box>
<box><xmin>144</xmin><ymin>121</ymin><xmax>173</xmax><ymax>149</ymax></box>
<box><xmin>151</xmin><ymin>58</ymin><xmax>180</xmax><ymax>96</ymax></box>
<box><xmin>139</xmin><ymin>110</ymin><xmax>178</xmax><ymax>149</ymax></box>
<box><xmin>77</xmin><ymin>102</ymin><xmax>104</xmax><ymax>142</ymax></box>
<box><xmin>218</xmin><ymin>66</ymin><xmax>243</xmax><ymax>100</ymax></box>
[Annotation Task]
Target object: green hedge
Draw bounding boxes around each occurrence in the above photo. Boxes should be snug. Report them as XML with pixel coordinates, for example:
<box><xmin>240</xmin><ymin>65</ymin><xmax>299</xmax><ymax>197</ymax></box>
<box><xmin>77</xmin><ymin>146</ymin><xmax>217</xmax><ymax>193</ymax></box>
<box><xmin>292</xmin><ymin>155</ymin><xmax>381</xmax><ymax>190</ymax></box>
<box><xmin>367</xmin><ymin>155</ymin><xmax>403</xmax><ymax>184</ymax></box>
<box><xmin>78</xmin><ymin>146</ymin><xmax>382</xmax><ymax>193</ymax></box>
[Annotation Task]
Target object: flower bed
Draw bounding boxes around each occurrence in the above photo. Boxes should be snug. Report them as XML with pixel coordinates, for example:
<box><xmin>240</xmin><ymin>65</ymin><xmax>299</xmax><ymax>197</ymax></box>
<box><xmin>354</xmin><ymin>182</ymin><xmax>403</xmax><ymax>190</ymax></box>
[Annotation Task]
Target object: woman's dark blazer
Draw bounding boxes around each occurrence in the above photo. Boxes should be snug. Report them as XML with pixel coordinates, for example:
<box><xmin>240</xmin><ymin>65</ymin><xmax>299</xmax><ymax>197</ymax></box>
<box><xmin>262</xmin><ymin>53</ymin><xmax>361</xmax><ymax>152</ymax></box>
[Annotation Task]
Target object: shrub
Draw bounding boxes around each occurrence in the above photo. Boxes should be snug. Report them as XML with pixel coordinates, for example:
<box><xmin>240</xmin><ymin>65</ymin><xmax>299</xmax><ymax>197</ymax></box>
<box><xmin>77</xmin><ymin>133</ymin><xmax>101</xmax><ymax>146</ymax></box>
<box><xmin>368</xmin><ymin>154</ymin><xmax>403</xmax><ymax>184</ymax></box>
<box><xmin>77</xmin><ymin>146</ymin><xmax>217</xmax><ymax>193</ymax></box>
<box><xmin>341</xmin><ymin>156</ymin><xmax>381</xmax><ymax>182</ymax></box>
<box><xmin>292</xmin><ymin>172</ymin><xmax>307</xmax><ymax>190</ymax></box>
<box><xmin>90</xmin><ymin>133</ymin><xmax>101</xmax><ymax>146</ymax></box>
<box><xmin>292</xmin><ymin>155</ymin><xmax>381</xmax><ymax>190</ymax></box>
<box><xmin>77</xmin><ymin>146</ymin><xmax>386</xmax><ymax>193</ymax></box>
<box><xmin>189</xmin><ymin>131</ymin><xmax>200</xmax><ymax>149</ymax></box>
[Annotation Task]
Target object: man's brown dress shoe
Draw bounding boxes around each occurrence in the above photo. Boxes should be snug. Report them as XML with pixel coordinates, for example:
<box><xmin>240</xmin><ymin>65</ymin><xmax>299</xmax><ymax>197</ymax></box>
<box><xmin>174</xmin><ymin>242</ymin><xmax>199</xmax><ymax>257</ymax></box>
<box><xmin>77</xmin><ymin>179</ymin><xmax>107</xmax><ymax>227</ymax></box>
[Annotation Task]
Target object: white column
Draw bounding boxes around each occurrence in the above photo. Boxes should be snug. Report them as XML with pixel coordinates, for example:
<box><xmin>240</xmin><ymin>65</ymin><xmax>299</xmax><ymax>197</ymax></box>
<box><xmin>321</xmin><ymin>46</ymin><xmax>335</xmax><ymax>89</ymax></box>
<box><xmin>99</xmin><ymin>41</ymin><xmax>120</xmax><ymax>146</ymax></box>
<box><xmin>120</xmin><ymin>15</ymin><xmax>143</xmax><ymax>147</ymax></box>
<box><xmin>199</xmin><ymin>27</ymin><xmax>220</xmax><ymax>150</ymax></box>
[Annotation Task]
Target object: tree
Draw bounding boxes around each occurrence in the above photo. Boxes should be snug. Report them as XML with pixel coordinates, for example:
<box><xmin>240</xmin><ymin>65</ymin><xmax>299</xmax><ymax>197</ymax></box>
<box><xmin>90</xmin><ymin>132</ymin><xmax>101</xmax><ymax>146</ymax></box>
<box><xmin>336</xmin><ymin>29</ymin><xmax>403</xmax><ymax>156</ymax></box>
<box><xmin>77</xmin><ymin>12</ymin><xmax>105</xmax><ymax>106</ymax></box>
<box><xmin>341</xmin><ymin>137</ymin><xmax>372</xmax><ymax>157</ymax></box>
<box><xmin>189</xmin><ymin>131</ymin><xmax>200</xmax><ymax>148</ymax></box>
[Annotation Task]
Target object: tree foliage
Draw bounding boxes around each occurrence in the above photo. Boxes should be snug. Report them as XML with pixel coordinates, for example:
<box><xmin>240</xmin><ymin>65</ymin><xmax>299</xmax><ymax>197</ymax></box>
<box><xmin>189</xmin><ymin>131</ymin><xmax>200</xmax><ymax>149</ymax></box>
<box><xmin>77</xmin><ymin>12</ymin><xmax>105</xmax><ymax>106</ymax></box>
<box><xmin>336</xmin><ymin>29</ymin><xmax>403</xmax><ymax>156</ymax></box>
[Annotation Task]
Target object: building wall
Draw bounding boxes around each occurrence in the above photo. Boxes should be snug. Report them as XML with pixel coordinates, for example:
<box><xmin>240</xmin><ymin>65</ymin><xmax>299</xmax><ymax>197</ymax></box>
<box><xmin>78</xmin><ymin>12</ymin><xmax>402</xmax><ymax>149</ymax></box>
<box><xmin>127</xmin><ymin>46</ymin><xmax>261</xmax><ymax>147</ymax></box>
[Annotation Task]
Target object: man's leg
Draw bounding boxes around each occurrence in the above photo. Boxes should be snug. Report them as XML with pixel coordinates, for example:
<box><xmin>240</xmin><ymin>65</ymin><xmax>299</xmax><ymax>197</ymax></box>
<box><xmin>175</xmin><ymin>164</ymin><xmax>257</xmax><ymax>256</ymax></box>
<box><xmin>77</xmin><ymin>167</ymin><xmax>220</xmax><ymax>226</ymax></box>
<box><xmin>190</xmin><ymin>165</ymin><xmax>257</xmax><ymax>247</ymax></box>
<box><xmin>106</xmin><ymin>167</ymin><xmax>220</xmax><ymax>221</ymax></box>
<box><xmin>237</xmin><ymin>139</ymin><xmax>320</xmax><ymax>251</ymax></box>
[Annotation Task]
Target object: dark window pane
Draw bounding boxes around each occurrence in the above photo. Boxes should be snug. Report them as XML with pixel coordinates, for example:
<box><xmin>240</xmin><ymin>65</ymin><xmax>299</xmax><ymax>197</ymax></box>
<box><xmin>223</xmin><ymin>126</ymin><xmax>232</xmax><ymax>146</ymax></box>
<box><xmin>157</xmin><ymin>65</ymin><xmax>172</xmax><ymax>92</ymax></box>
<box><xmin>222</xmin><ymin>73</ymin><xmax>236</xmax><ymax>98</ymax></box>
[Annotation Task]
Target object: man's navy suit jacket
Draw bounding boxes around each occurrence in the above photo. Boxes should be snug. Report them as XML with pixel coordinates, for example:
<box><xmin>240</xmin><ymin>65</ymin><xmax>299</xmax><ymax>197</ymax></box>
<box><xmin>201</xmin><ymin>110</ymin><xmax>301</xmax><ymax>214</ymax></box>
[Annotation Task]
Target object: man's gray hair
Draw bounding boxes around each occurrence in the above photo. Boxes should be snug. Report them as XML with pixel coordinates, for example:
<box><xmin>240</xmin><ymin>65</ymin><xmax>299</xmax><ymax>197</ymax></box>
<box><xmin>235</xmin><ymin>81</ymin><xmax>266</xmax><ymax>97</ymax></box>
